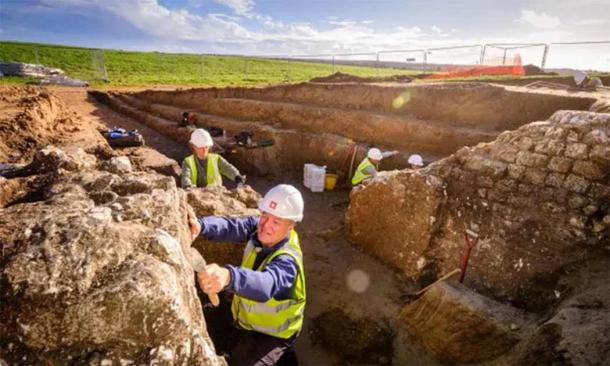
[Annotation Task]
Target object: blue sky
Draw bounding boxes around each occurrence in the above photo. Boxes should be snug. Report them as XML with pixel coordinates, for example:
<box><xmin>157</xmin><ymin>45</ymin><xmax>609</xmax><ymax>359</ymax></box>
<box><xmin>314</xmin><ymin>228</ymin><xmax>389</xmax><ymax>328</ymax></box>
<box><xmin>1</xmin><ymin>0</ymin><xmax>609</xmax><ymax>70</ymax></box>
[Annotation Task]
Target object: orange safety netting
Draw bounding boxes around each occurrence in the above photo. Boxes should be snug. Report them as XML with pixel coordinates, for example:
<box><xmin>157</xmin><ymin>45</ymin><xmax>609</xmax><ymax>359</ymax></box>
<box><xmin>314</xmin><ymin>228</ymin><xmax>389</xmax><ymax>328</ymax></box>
<box><xmin>425</xmin><ymin>54</ymin><xmax>524</xmax><ymax>79</ymax></box>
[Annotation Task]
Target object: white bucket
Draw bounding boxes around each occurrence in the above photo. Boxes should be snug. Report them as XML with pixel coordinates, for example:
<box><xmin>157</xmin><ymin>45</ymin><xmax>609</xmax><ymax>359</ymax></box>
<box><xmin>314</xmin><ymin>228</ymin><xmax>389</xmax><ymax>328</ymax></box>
<box><xmin>309</xmin><ymin>164</ymin><xmax>326</xmax><ymax>192</ymax></box>
<box><xmin>303</xmin><ymin>163</ymin><xmax>316</xmax><ymax>188</ymax></box>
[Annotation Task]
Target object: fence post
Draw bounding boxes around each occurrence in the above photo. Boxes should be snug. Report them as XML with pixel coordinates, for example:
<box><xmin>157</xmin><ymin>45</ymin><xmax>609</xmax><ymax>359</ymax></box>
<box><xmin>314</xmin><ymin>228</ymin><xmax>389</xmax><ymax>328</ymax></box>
<box><xmin>541</xmin><ymin>44</ymin><xmax>550</xmax><ymax>70</ymax></box>
<box><xmin>155</xmin><ymin>51</ymin><xmax>162</xmax><ymax>83</ymax></box>
<box><xmin>332</xmin><ymin>55</ymin><xmax>335</xmax><ymax>73</ymax></box>
<box><xmin>243</xmin><ymin>58</ymin><xmax>249</xmax><ymax>80</ymax></box>
<box><xmin>423</xmin><ymin>50</ymin><xmax>428</xmax><ymax>69</ymax></box>
<box><xmin>376</xmin><ymin>52</ymin><xmax>380</xmax><ymax>75</ymax></box>
<box><xmin>480</xmin><ymin>44</ymin><xmax>486</xmax><ymax>65</ymax></box>
<box><xmin>502</xmin><ymin>48</ymin><xmax>507</xmax><ymax>65</ymax></box>
<box><xmin>201</xmin><ymin>54</ymin><xmax>205</xmax><ymax>81</ymax></box>
<box><xmin>91</xmin><ymin>49</ymin><xmax>109</xmax><ymax>83</ymax></box>
<box><xmin>34</xmin><ymin>49</ymin><xmax>40</xmax><ymax>64</ymax></box>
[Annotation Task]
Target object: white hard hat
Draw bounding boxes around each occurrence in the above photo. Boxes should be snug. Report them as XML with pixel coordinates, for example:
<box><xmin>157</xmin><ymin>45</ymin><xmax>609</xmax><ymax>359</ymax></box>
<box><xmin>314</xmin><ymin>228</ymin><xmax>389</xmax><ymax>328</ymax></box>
<box><xmin>367</xmin><ymin>148</ymin><xmax>383</xmax><ymax>160</ymax></box>
<box><xmin>190</xmin><ymin>128</ymin><xmax>213</xmax><ymax>148</ymax></box>
<box><xmin>408</xmin><ymin>154</ymin><xmax>424</xmax><ymax>166</ymax></box>
<box><xmin>574</xmin><ymin>71</ymin><xmax>587</xmax><ymax>85</ymax></box>
<box><xmin>258</xmin><ymin>184</ymin><xmax>304</xmax><ymax>222</ymax></box>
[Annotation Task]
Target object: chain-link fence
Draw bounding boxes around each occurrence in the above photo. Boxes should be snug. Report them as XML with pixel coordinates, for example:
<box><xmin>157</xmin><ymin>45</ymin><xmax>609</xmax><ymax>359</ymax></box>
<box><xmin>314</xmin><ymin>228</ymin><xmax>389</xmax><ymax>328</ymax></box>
<box><xmin>1</xmin><ymin>40</ymin><xmax>608</xmax><ymax>85</ymax></box>
<box><xmin>0</xmin><ymin>42</ymin><xmax>108</xmax><ymax>82</ymax></box>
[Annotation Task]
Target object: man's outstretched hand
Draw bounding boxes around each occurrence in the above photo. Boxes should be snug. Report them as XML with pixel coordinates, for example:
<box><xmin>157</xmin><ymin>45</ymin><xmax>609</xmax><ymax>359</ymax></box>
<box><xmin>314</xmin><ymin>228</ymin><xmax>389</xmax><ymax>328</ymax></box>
<box><xmin>187</xmin><ymin>208</ymin><xmax>201</xmax><ymax>242</ymax></box>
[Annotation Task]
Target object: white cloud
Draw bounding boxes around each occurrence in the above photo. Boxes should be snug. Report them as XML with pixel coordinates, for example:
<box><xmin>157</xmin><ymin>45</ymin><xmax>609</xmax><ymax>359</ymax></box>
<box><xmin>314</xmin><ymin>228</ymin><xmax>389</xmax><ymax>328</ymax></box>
<box><xmin>28</xmin><ymin>1</ymin><xmax>503</xmax><ymax>56</ymax></box>
<box><xmin>328</xmin><ymin>20</ymin><xmax>357</xmax><ymax>26</ymax></box>
<box><xmin>574</xmin><ymin>18</ymin><xmax>607</xmax><ymax>26</ymax></box>
<box><xmin>214</xmin><ymin>0</ymin><xmax>254</xmax><ymax>15</ymax></box>
<box><xmin>518</xmin><ymin>10</ymin><xmax>561</xmax><ymax>29</ymax></box>
<box><xmin>431</xmin><ymin>26</ymin><xmax>442</xmax><ymax>33</ymax></box>
<box><xmin>43</xmin><ymin>0</ymin><xmax>254</xmax><ymax>42</ymax></box>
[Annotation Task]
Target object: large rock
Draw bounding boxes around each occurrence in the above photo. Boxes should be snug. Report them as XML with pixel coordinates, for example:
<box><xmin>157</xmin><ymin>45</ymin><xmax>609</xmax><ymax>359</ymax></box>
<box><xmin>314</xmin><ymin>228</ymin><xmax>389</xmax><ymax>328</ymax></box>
<box><xmin>187</xmin><ymin>185</ymin><xmax>262</xmax><ymax>266</ymax></box>
<box><xmin>348</xmin><ymin>111</ymin><xmax>610</xmax><ymax>311</ymax></box>
<box><xmin>399</xmin><ymin>281</ymin><xmax>527</xmax><ymax>364</ymax></box>
<box><xmin>347</xmin><ymin>171</ymin><xmax>444</xmax><ymax>279</ymax></box>
<box><xmin>0</xmin><ymin>147</ymin><xmax>224</xmax><ymax>365</ymax></box>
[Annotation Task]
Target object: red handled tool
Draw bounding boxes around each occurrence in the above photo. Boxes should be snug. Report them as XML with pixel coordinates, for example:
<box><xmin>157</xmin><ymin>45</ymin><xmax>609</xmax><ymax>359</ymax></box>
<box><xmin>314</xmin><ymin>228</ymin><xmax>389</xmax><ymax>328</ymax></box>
<box><xmin>459</xmin><ymin>229</ymin><xmax>479</xmax><ymax>283</ymax></box>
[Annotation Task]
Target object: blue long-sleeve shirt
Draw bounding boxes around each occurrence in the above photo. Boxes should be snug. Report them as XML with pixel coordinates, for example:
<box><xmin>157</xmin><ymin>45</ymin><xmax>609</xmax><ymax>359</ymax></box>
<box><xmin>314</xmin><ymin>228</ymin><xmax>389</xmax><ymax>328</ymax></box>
<box><xmin>197</xmin><ymin>216</ymin><xmax>298</xmax><ymax>302</ymax></box>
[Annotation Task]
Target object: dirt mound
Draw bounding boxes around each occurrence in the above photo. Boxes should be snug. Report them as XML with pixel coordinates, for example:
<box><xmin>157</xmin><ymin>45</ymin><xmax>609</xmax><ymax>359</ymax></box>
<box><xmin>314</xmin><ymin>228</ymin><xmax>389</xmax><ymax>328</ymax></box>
<box><xmin>310</xmin><ymin>71</ymin><xmax>414</xmax><ymax>83</ymax></box>
<box><xmin>523</xmin><ymin>64</ymin><xmax>557</xmax><ymax>76</ymax></box>
<box><xmin>0</xmin><ymin>86</ymin><xmax>107</xmax><ymax>164</ymax></box>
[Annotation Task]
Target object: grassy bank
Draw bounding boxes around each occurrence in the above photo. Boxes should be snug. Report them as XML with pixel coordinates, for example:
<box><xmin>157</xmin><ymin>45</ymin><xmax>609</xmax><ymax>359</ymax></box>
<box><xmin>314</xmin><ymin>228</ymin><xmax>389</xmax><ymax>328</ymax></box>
<box><xmin>0</xmin><ymin>41</ymin><xmax>419</xmax><ymax>87</ymax></box>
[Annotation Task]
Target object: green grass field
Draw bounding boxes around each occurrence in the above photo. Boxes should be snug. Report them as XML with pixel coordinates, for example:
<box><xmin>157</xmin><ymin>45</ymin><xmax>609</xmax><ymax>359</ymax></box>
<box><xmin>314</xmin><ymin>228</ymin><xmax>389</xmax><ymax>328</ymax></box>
<box><xmin>0</xmin><ymin>41</ymin><xmax>420</xmax><ymax>87</ymax></box>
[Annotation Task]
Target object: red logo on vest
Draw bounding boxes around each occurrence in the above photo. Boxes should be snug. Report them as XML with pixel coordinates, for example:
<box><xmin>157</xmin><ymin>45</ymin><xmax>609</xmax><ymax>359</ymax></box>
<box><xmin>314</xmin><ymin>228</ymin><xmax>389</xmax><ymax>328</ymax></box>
<box><xmin>269</xmin><ymin>200</ymin><xmax>277</xmax><ymax>209</ymax></box>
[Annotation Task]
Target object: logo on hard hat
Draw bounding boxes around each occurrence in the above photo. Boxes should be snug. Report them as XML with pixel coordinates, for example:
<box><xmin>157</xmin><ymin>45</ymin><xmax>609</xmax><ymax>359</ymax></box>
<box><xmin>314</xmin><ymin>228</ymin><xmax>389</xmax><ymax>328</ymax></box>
<box><xmin>269</xmin><ymin>201</ymin><xmax>277</xmax><ymax>209</ymax></box>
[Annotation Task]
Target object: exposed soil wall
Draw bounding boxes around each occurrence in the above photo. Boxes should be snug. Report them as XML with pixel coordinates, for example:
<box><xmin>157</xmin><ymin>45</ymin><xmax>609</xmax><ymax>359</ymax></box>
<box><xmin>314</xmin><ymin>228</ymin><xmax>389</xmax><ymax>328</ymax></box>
<box><xmin>133</xmin><ymin>82</ymin><xmax>595</xmax><ymax>130</ymax></box>
<box><xmin>348</xmin><ymin>110</ymin><xmax>609</xmax><ymax>311</ymax></box>
<box><xmin>0</xmin><ymin>86</ymin><xmax>107</xmax><ymax>164</ymax></box>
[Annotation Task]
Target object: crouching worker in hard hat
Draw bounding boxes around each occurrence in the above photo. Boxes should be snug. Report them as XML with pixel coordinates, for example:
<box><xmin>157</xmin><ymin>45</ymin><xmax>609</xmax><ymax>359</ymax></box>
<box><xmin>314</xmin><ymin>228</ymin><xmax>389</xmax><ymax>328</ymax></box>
<box><xmin>351</xmin><ymin>147</ymin><xmax>399</xmax><ymax>185</ymax></box>
<box><xmin>182</xmin><ymin>128</ymin><xmax>245</xmax><ymax>189</ymax></box>
<box><xmin>408</xmin><ymin>154</ymin><xmax>425</xmax><ymax>169</ymax></box>
<box><xmin>187</xmin><ymin>184</ymin><xmax>306</xmax><ymax>366</ymax></box>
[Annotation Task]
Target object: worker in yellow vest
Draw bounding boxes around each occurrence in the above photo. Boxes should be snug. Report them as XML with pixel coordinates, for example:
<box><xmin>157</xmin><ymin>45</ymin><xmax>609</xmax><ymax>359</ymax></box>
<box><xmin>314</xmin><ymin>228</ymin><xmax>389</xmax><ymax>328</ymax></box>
<box><xmin>351</xmin><ymin>147</ymin><xmax>399</xmax><ymax>185</ymax></box>
<box><xmin>188</xmin><ymin>184</ymin><xmax>305</xmax><ymax>365</ymax></box>
<box><xmin>181</xmin><ymin>128</ymin><xmax>245</xmax><ymax>189</ymax></box>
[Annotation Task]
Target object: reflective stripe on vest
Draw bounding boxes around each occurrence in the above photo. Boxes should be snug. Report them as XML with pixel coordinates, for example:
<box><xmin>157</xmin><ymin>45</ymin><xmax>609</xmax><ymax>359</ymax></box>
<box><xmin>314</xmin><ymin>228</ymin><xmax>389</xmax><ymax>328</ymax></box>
<box><xmin>231</xmin><ymin>230</ymin><xmax>306</xmax><ymax>339</ymax></box>
<box><xmin>351</xmin><ymin>157</ymin><xmax>375</xmax><ymax>185</ymax></box>
<box><xmin>184</xmin><ymin>154</ymin><xmax>222</xmax><ymax>187</ymax></box>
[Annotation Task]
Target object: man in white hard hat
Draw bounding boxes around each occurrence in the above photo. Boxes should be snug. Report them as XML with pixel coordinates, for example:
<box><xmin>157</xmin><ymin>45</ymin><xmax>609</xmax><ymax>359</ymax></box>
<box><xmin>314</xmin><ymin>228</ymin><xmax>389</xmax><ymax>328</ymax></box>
<box><xmin>574</xmin><ymin>71</ymin><xmax>603</xmax><ymax>89</ymax></box>
<box><xmin>407</xmin><ymin>154</ymin><xmax>425</xmax><ymax>169</ymax></box>
<box><xmin>181</xmin><ymin>128</ymin><xmax>245</xmax><ymax>189</ymax></box>
<box><xmin>351</xmin><ymin>147</ymin><xmax>399</xmax><ymax>185</ymax></box>
<box><xmin>188</xmin><ymin>184</ymin><xmax>306</xmax><ymax>366</ymax></box>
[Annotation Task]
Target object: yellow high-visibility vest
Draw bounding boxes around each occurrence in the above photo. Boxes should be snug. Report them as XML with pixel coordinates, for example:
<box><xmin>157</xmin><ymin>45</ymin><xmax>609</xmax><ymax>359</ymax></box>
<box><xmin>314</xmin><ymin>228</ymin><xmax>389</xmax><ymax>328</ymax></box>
<box><xmin>231</xmin><ymin>230</ymin><xmax>306</xmax><ymax>339</ymax></box>
<box><xmin>184</xmin><ymin>153</ymin><xmax>222</xmax><ymax>187</ymax></box>
<box><xmin>351</xmin><ymin>157</ymin><xmax>375</xmax><ymax>185</ymax></box>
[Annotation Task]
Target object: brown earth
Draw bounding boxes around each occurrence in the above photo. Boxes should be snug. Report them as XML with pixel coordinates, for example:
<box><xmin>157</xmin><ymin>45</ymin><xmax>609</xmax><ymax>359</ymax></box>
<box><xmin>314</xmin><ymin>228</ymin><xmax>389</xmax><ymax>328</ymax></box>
<box><xmin>89</xmin><ymin>81</ymin><xmax>600</xmax><ymax>183</ymax></box>
<box><xmin>0</xmin><ymin>86</ymin><xmax>108</xmax><ymax>164</ymax></box>
<box><xmin>310</xmin><ymin>71</ymin><xmax>416</xmax><ymax>83</ymax></box>
<box><xmin>5</xmin><ymin>86</ymin><xmax>424</xmax><ymax>365</ymax></box>
<box><xmin>2</xmin><ymin>80</ymin><xmax>610</xmax><ymax>365</ymax></box>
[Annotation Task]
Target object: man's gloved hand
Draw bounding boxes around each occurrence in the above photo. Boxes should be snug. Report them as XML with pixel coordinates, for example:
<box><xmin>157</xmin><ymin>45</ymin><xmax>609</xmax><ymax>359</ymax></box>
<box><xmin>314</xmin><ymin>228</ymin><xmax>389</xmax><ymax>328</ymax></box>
<box><xmin>235</xmin><ymin>175</ymin><xmax>246</xmax><ymax>187</ymax></box>
<box><xmin>197</xmin><ymin>263</ymin><xmax>231</xmax><ymax>293</ymax></box>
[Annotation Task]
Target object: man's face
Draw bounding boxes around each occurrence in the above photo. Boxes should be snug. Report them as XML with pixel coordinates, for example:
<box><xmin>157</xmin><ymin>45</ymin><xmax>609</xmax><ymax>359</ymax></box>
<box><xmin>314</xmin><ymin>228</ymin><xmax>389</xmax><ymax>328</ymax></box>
<box><xmin>191</xmin><ymin>144</ymin><xmax>209</xmax><ymax>159</ymax></box>
<box><xmin>257</xmin><ymin>212</ymin><xmax>295</xmax><ymax>247</ymax></box>
<box><xmin>370</xmin><ymin>158</ymin><xmax>381</xmax><ymax>165</ymax></box>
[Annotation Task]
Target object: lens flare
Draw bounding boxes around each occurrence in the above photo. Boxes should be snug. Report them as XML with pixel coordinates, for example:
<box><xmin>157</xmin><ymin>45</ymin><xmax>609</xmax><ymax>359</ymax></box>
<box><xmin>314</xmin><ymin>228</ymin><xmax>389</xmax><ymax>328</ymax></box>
<box><xmin>346</xmin><ymin>269</ymin><xmax>371</xmax><ymax>293</ymax></box>
<box><xmin>392</xmin><ymin>91</ymin><xmax>411</xmax><ymax>109</ymax></box>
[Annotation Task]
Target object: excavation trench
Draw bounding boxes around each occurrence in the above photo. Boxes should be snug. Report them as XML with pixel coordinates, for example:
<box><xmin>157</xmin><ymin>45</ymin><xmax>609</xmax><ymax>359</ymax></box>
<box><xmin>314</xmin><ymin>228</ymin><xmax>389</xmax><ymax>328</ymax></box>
<box><xmin>86</xmin><ymin>82</ymin><xmax>604</xmax><ymax>365</ymax></box>
<box><xmin>89</xmin><ymin>81</ymin><xmax>596</xmax><ymax>179</ymax></box>
<box><xmin>2</xmin><ymin>83</ymin><xmax>607</xmax><ymax>365</ymax></box>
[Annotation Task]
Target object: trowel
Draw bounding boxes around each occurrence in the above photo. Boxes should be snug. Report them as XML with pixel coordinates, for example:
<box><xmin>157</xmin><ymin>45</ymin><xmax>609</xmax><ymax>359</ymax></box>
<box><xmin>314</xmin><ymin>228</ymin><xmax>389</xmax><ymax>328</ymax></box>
<box><xmin>189</xmin><ymin>247</ymin><xmax>220</xmax><ymax>307</ymax></box>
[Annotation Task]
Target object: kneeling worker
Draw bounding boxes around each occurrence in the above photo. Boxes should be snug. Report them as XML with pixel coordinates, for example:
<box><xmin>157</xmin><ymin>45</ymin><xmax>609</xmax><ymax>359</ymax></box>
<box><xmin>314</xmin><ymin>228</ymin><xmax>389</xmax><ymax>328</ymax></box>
<box><xmin>181</xmin><ymin>128</ymin><xmax>245</xmax><ymax>189</ymax></box>
<box><xmin>351</xmin><ymin>147</ymin><xmax>398</xmax><ymax>185</ymax></box>
<box><xmin>188</xmin><ymin>184</ymin><xmax>306</xmax><ymax>365</ymax></box>
<box><xmin>408</xmin><ymin>154</ymin><xmax>425</xmax><ymax>169</ymax></box>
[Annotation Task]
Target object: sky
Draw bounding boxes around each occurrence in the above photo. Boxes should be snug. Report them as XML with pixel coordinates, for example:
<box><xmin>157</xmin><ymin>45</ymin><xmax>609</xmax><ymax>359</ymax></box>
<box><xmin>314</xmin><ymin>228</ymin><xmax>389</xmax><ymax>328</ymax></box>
<box><xmin>1</xmin><ymin>0</ymin><xmax>609</xmax><ymax>70</ymax></box>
